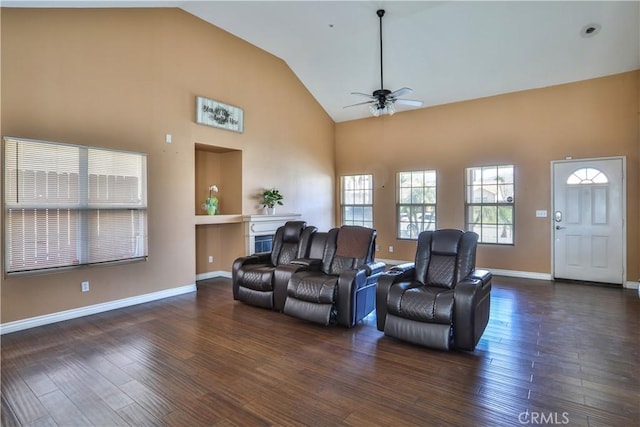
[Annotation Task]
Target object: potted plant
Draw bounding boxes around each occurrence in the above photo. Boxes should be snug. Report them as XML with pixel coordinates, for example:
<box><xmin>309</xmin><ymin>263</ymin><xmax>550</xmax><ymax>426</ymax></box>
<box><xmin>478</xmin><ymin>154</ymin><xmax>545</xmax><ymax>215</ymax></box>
<box><xmin>261</xmin><ymin>188</ymin><xmax>283</xmax><ymax>215</ymax></box>
<box><xmin>203</xmin><ymin>185</ymin><xmax>219</xmax><ymax>215</ymax></box>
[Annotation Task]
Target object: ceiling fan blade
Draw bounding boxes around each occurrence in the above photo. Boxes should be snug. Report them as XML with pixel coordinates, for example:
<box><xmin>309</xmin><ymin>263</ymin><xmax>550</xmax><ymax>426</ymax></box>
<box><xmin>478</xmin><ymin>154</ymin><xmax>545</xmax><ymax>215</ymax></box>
<box><xmin>343</xmin><ymin>100</ymin><xmax>376</xmax><ymax>108</ymax></box>
<box><xmin>389</xmin><ymin>87</ymin><xmax>413</xmax><ymax>98</ymax></box>
<box><xmin>350</xmin><ymin>92</ymin><xmax>376</xmax><ymax>99</ymax></box>
<box><xmin>394</xmin><ymin>99</ymin><xmax>424</xmax><ymax>107</ymax></box>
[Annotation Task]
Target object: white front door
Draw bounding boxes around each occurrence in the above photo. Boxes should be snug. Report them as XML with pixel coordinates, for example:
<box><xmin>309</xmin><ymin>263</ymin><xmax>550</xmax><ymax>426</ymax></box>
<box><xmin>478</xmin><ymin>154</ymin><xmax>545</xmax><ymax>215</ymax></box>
<box><xmin>552</xmin><ymin>158</ymin><xmax>625</xmax><ymax>284</ymax></box>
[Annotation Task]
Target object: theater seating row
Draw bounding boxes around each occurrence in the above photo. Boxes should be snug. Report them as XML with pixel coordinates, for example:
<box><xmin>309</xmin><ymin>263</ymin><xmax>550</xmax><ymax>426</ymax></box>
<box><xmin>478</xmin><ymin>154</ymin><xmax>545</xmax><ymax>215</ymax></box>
<box><xmin>232</xmin><ymin>221</ymin><xmax>491</xmax><ymax>351</ymax></box>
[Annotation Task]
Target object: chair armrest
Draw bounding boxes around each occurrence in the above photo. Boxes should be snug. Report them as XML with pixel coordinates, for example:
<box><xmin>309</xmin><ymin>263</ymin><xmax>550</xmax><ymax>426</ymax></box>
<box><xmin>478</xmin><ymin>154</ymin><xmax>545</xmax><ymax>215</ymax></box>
<box><xmin>232</xmin><ymin>253</ymin><xmax>273</xmax><ymax>300</ymax></box>
<box><xmin>469</xmin><ymin>269</ymin><xmax>492</xmax><ymax>286</ymax></box>
<box><xmin>289</xmin><ymin>258</ymin><xmax>322</xmax><ymax>268</ymax></box>
<box><xmin>233</xmin><ymin>252</ymin><xmax>271</xmax><ymax>269</ymax></box>
<box><xmin>253</xmin><ymin>252</ymin><xmax>272</xmax><ymax>263</ymax></box>
<box><xmin>375</xmin><ymin>267</ymin><xmax>416</xmax><ymax>331</ymax></box>
<box><xmin>389</xmin><ymin>262</ymin><xmax>415</xmax><ymax>274</ymax></box>
<box><xmin>453</xmin><ymin>269</ymin><xmax>492</xmax><ymax>351</ymax></box>
<box><xmin>363</xmin><ymin>261</ymin><xmax>386</xmax><ymax>276</ymax></box>
<box><xmin>335</xmin><ymin>269</ymin><xmax>362</xmax><ymax>327</ymax></box>
<box><xmin>232</xmin><ymin>255</ymin><xmax>257</xmax><ymax>272</ymax></box>
<box><xmin>273</xmin><ymin>262</ymin><xmax>317</xmax><ymax>311</ymax></box>
<box><xmin>336</xmin><ymin>264</ymin><xmax>382</xmax><ymax>327</ymax></box>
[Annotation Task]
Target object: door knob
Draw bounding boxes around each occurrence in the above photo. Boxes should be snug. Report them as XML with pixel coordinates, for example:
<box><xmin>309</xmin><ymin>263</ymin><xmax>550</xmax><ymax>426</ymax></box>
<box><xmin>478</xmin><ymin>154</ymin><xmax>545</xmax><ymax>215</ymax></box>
<box><xmin>555</xmin><ymin>226</ymin><xmax>566</xmax><ymax>230</ymax></box>
<box><xmin>554</xmin><ymin>211</ymin><xmax>563</xmax><ymax>222</ymax></box>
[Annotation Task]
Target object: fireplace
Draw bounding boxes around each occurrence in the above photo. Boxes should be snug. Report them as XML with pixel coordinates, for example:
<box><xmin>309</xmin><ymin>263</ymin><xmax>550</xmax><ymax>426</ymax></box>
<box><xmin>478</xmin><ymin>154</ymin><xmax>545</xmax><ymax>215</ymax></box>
<box><xmin>243</xmin><ymin>213</ymin><xmax>301</xmax><ymax>255</ymax></box>
<box><xmin>254</xmin><ymin>235</ymin><xmax>273</xmax><ymax>253</ymax></box>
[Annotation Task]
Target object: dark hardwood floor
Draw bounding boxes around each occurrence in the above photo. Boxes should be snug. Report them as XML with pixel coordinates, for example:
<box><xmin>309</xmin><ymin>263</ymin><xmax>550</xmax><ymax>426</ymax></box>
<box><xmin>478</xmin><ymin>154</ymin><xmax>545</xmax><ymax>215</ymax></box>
<box><xmin>1</xmin><ymin>276</ymin><xmax>638</xmax><ymax>426</ymax></box>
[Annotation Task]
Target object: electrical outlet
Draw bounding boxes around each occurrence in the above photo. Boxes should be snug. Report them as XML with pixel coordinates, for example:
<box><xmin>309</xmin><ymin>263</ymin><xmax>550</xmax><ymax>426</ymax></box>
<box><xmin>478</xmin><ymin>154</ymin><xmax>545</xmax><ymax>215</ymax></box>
<box><xmin>81</xmin><ymin>281</ymin><xmax>90</xmax><ymax>292</ymax></box>
<box><xmin>208</xmin><ymin>255</ymin><xmax>214</xmax><ymax>263</ymax></box>
<box><xmin>375</xmin><ymin>245</ymin><xmax>380</xmax><ymax>252</ymax></box>
<box><xmin>388</xmin><ymin>246</ymin><xmax>394</xmax><ymax>253</ymax></box>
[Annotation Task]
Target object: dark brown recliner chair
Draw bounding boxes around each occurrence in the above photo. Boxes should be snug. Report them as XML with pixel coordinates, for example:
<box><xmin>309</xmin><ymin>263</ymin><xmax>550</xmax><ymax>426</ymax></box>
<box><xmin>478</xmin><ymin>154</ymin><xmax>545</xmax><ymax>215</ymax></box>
<box><xmin>272</xmin><ymin>230</ymin><xmax>328</xmax><ymax>312</ymax></box>
<box><xmin>232</xmin><ymin>221</ymin><xmax>316</xmax><ymax>310</ymax></box>
<box><xmin>376</xmin><ymin>229</ymin><xmax>491</xmax><ymax>351</ymax></box>
<box><xmin>283</xmin><ymin>225</ymin><xmax>385</xmax><ymax>327</ymax></box>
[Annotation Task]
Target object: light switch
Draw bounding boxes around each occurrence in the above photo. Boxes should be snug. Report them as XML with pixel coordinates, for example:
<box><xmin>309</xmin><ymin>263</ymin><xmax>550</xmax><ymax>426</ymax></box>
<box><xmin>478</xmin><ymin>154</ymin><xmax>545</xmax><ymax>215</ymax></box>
<box><xmin>165</xmin><ymin>134</ymin><xmax>172</xmax><ymax>144</ymax></box>
<box><xmin>536</xmin><ymin>210</ymin><xmax>548</xmax><ymax>218</ymax></box>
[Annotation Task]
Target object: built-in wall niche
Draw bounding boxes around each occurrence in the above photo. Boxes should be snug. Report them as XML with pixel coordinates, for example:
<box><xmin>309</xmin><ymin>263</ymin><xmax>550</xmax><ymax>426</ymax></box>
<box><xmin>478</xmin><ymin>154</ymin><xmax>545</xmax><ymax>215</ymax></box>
<box><xmin>195</xmin><ymin>222</ymin><xmax>244</xmax><ymax>276</ymax></box>
<box><xmin>194</xmin><ymin>143</ymin><xmax>242</xmax><ymax>217</ymax></box>
<box><xmin>194</xmin><ymin>143</ymin><xmax>244</xmax><ymax>276</ymax></box>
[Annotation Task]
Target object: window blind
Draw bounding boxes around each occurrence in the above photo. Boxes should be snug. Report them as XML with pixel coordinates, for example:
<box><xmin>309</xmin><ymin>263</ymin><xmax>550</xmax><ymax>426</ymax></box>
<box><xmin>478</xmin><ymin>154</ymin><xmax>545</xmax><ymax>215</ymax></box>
<box><xmin>3</xmin><ymin>137</ymin><xmax>148</xmax><ymax>275</ymax></box>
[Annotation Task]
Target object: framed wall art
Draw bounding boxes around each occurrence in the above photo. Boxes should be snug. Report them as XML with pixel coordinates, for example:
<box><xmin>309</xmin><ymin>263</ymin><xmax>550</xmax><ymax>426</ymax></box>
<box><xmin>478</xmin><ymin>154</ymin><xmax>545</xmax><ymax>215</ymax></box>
<box><xmin>196</xmin><ymin>96</ymin><xmax>244</xmax><ymax>133</ymax></box>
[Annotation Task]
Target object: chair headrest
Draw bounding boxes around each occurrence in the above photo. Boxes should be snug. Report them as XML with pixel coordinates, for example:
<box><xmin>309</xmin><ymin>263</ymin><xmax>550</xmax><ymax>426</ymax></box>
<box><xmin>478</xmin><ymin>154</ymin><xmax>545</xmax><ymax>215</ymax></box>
<box><xmin>335</xmin><ymin>226</ymin><xmax>374</xmax><ymax>258</ymax></box>
<box><xmin>431</xmin><ymin>229</ymin><xmax>464</xmax><ymax>255</ymax></box>
<box><xmin>282</xmin><ymin>221</ymin><xmax>306</xmax><ymax>243</ymax></box>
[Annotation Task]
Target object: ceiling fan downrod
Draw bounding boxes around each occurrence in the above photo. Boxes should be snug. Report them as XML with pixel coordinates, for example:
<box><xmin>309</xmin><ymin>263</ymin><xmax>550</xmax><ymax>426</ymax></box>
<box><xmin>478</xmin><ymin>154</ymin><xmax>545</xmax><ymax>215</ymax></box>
<box><xmin>377</xmin><ymin>9</ymin><xmax>385</xmax><ymax>92</ymax></box>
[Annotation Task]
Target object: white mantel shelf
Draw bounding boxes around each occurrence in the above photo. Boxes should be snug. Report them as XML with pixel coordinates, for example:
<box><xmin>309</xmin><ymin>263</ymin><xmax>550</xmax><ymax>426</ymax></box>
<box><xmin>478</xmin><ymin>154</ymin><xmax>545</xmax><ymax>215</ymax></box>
<box><xmin>242</xmin><ymin>213</ymin><xmax>302</xmax><ymax>223</ymax></box>
<box><xmin>195</xmin><ymin>213</ymin><xmax>302</xmax><ymax>226</ymax></box>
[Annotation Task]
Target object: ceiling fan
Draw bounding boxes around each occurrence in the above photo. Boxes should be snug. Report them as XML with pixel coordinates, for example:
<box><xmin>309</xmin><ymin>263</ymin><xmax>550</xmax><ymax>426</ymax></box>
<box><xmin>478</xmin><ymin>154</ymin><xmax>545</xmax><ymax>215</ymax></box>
<box><xmin>345</xmin><ymin>9</ymin><xmax>424</xmax><ymax>116</ymax></box>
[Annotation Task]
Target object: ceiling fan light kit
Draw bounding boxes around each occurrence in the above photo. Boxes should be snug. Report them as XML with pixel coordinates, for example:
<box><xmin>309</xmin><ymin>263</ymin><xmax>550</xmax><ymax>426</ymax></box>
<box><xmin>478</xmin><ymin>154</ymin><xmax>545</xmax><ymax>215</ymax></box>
<box><xmin>344</xmin><ymin>9</ymin><xmax>424</xmax><ymax>117</ymax></box>
<box><xmin>369</xmin><ymin>99</ymin><xmax>395</xmax><ymax>117</ymax></box>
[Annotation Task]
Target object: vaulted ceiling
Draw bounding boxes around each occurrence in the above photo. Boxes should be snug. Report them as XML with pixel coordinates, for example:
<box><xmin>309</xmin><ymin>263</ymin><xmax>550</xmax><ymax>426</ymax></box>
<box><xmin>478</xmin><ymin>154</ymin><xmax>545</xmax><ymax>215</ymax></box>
<box><xmin>6</xmin><ymin>1</ymin><xmax>640</xmax><ymax>123</ymax></box>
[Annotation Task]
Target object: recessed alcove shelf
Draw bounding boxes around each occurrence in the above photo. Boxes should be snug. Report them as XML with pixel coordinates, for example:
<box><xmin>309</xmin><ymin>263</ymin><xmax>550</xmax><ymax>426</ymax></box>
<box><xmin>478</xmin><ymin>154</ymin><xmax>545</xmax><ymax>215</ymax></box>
<box><xmin>194</xmin><ymin>214</ymin><xmax>244</xmax><ymax>225</ymax></box>
<box><xmin>194</xmin><ymin>143</ymin><xmax>242</xmax><ymax>217</ymax></box>
<box><xmin>194</xmin><ymin>143</ymin><xmax>244</xmax><ymax>275</ymax></box>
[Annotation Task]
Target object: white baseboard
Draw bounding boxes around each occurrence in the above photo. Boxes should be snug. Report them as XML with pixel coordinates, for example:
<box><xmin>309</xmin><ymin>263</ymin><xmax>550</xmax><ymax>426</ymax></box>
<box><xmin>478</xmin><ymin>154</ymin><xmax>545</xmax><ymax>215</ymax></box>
<box><xmin>484</xmin><ymin>268</ymin><xmax>553</xmax><ymax>281</ymax></box>
<box><xmin>196</xmin><ymin>270</ymin><xmax>232</xmax><ymax>281</ymax></box>
<box><xmin>0</xmin><ymin>283</ymin><xmax>197</xmax><ymax>335</ymax></box>
<box><xmin>473</xmin><ymin>267</ymin><xmax>637</xmax><ymax>289</ymax></box>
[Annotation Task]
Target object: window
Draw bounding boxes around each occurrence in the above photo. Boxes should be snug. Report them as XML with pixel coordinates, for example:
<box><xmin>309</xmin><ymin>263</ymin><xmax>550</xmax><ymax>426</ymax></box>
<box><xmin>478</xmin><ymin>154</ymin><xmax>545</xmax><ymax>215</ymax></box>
<box><xmin>397</xmin><ymin>170</ymin><xmax>437</xmax><ymax>239</ymax></box>
<box><xmin>341</xmin><ymin>174</ymin><xmax>373</xmax><ymax>227</ymax></box>
<box><xmin>3</xmin><ymin>137</ymin><xmax>148</xmax><ymax>275</ymax></box>
<box><xmin>567</xmin><ymin>167</ymin><xmax>608</xmax><ymax>184</ymax></box>
<box><xmin>465</xmin><ymin>165</ymin><xmax>514</xmax><ymax>244</ymax></box>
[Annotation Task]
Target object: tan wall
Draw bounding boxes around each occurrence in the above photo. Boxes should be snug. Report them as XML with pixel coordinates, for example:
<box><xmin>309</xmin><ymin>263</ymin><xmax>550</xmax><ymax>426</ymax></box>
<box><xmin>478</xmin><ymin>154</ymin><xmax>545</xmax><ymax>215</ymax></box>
<box><xmin>0</xmin><ymin>8</ymin><xmax>335</xmax><ymax>323</ymax></box>
<box><xmin>336</xmin><ymin>71</ymin><xmax>639</xmax><ymax>280</ymax></box>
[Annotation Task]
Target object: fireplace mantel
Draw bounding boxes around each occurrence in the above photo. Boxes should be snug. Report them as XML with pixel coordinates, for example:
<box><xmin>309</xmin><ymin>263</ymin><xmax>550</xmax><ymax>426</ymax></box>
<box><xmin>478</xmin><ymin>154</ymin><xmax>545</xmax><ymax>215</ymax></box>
<box><xmin>243</xmin><ymin>213</ymin><xmax>302</xmax><ymax>255</ymax></box>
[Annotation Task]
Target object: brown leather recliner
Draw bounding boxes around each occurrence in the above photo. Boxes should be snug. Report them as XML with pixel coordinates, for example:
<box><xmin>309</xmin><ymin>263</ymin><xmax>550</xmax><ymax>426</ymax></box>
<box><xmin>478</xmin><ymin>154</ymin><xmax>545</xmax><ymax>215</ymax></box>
<box><xmin>232</xmin><ymin>221</ymin><xmax>316</xmax><ymax>310</ymax></box>
<box><xmin>283</xmin><ymin>225</ymin><xmax>385</xmax><ymax>327</ymax></box>
<box><xmin>376</xmin><ymin>229</ymin><xmax>491</xmax><ymax>351</ymax></box>
<box><xmin>272</xmin><ymin>230</ymin><xmax>328</xmax><ymax>312</ymax></box>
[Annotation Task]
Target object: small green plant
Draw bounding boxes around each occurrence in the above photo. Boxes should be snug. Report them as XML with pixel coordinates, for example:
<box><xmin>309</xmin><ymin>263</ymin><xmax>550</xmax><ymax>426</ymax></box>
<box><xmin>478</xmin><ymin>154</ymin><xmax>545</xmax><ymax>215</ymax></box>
<box><xmin>262</xmin><ymin>188</ymin><xmax>284</xmax><ymax>208</ymax></box>
<box><xmin>202</xmin><ymin>185</ymin><xmax>219</xmax><ymax>215</ymax></box>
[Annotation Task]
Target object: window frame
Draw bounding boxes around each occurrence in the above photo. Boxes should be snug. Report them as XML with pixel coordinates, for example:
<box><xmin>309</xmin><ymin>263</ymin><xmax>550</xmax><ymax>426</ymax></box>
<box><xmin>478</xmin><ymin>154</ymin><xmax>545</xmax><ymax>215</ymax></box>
<box><xmin>340</xmin><ymin>174</ymin><xmax>373</xmax><ymax>228</ymax></box>
<box><xmin>3</xmin><ymin>136</ymin><xmax>148</xmax><ymax>276</ymax></box>
<box><xmin>396</xmin><ymin>170</ymin><xmax>437</xmax><ymax>240</ymax></box>
<box><xmin>465</xmin><ymin>164</ymin><xmax>515</xmax><ymax>245</ymax></box>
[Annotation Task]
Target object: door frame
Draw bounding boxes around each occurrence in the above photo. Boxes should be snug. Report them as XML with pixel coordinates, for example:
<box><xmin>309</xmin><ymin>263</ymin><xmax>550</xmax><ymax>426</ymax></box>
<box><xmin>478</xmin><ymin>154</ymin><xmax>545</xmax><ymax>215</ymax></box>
<box><xmin>550</xmin><ymin>156</ymin><xmax>627</xmax><ymax>284</ymax></box>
